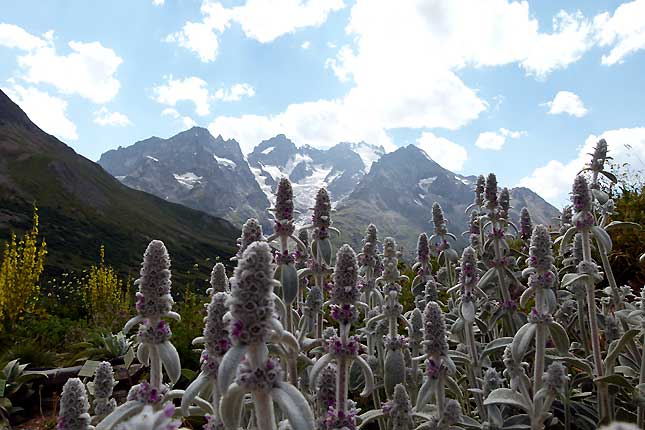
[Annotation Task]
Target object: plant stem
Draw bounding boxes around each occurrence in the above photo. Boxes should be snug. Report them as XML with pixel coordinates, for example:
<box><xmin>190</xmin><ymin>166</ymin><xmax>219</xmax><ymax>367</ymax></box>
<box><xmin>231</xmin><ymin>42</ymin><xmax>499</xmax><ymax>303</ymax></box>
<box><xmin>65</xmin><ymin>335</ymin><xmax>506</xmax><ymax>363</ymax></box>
<box><xmin>638</xmin><ymin>334</ymin><xmax>645</xmax><ymax>428</ymax></box>
<box><xmin>581</xmin><ymin>230</ymin><xmax>610</xmax><ymax>421</ymax></box>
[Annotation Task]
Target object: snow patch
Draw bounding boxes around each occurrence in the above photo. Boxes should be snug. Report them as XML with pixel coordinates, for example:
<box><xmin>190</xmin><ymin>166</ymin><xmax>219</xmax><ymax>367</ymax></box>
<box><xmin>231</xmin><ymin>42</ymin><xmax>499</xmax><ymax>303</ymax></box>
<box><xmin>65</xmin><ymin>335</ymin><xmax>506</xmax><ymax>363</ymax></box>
<box><xmin>261</xmin><ymin>147</ymin><xmax>274</xmax><ymax>155</ymax></box>
<box><xmin>173</xmin><ymin>172</ymin><xmax>202</xmax><ymax>190</ymax></box>
<box><xmin>251</xmin><ymin>166</ymin><xmax>274</xmax><ymax>204</ymax></box>
<box><xmin>455</xmin><ymin>175</ymin><xmax>470</xmax><ymax>185</ymax></box>
<box><xmin>146</xmin><ymin>155</ymin><xmax>159</xmax><ymax>162</ymax></box>
<box><xmin>418</xmin><ymin>177</ymin><xmax>437</xmax><ymax>193</ymax></box>
<box><xmin>116</xmin><ymin>175</ymin><xmax>126</xmax><ymax>180</ymax></box>
<box><xmin>351</xmin><ymin>143</ymin><xmax>382</xmax><ymax>172</ymax></box>
<box><xmin>213</xmin><ymin>155</ymin><xmax>237</xmax><ymax>169</ymax></box>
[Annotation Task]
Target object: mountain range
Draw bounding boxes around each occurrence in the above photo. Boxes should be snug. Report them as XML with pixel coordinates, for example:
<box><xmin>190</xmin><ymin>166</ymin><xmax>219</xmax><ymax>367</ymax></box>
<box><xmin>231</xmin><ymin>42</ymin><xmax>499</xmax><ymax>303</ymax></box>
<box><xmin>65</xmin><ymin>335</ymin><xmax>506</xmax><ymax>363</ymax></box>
<box><xmin>0</xmin><ymin>90</ymin><xmax>238</xmax><ymax>284</ymax></box>
<box><xmin>98</xmin><ymin>127</ymin><xmax>559</xmax><ymax>254</ymax></box>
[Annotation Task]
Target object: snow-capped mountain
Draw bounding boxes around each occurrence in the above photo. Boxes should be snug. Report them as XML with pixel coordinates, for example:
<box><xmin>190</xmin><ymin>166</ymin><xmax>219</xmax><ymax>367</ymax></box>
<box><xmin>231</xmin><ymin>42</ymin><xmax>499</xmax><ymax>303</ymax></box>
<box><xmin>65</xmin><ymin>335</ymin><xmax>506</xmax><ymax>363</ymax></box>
<box><xmin>98</xmin><ymin>128</ymin><xmax>558</xmax><ymax>250</ymax></box>
<box><xmin>333</xmin><ymin>144</ymin><xmax>560</xmax><ymax>253</ymax></box>
<box><xmin>98</xmin><ymin>127</ymin><xmax>270</xmax><ymax>226</ymax></box>
<box><xmin>247</xmin><ymin>134</ymin><xmax>385</xmax><ymax>216</ymax></box>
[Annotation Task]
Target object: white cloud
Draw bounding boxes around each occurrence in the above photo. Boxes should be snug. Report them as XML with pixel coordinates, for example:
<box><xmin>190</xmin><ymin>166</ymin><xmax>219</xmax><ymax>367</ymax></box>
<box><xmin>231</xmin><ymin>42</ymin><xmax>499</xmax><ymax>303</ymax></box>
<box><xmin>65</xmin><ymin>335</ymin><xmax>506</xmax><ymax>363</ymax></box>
<box><xmin>214</xmin><ymin>83</ymin><xmax>255</xmax><ymax>101</ymax></box>
<box><xmin>153</xmin><ymin>0</ymin><xmax>164</xmax><ymax>6</ymax></box>
<box><xmin>327</xmin><ymin>42</ymin><xmax>336</xmax><ymax>48</ymax></box>
<box><xmin>3</xmin><ymin>83</ymin><xmax>78</xmax><ymax>141</ymax></box>
<box><xmin>0</xmin><ymin>24</ymin><xmax>122</xmax><ymax>104</ymax></box>
<box><xmin>0</xmin><ymin>23</ymin><xmax>49</xmax><ymax>50</ymax></box>
<box><xmin>161</xmin><ymin>107</ymin><xmax>197</xmax><ymax>130</ymax></box>
<box><xmin>521</xmin><ymin>11</ymin><xmax>595</xmax><ymax>78</ymax></box>
<box><xmin>93</xmin><ymin>107</ymin><xmax>131</xmax><ymax>126</ymax></box>
<box><xmin>475</xmin><ymin>128</ymin><xmax>526</xmax><ymax>150</ymax></box>
<box><xmin>232</xmin><ymin>0</ymin><xmax>345</xmax><ymax>43</ymax></box>
<box><xmin>518</xmin><ymin>127</ymin><xmax>645</xmax><ymax>205</ymax></box>
<box><xmin>595</xmin><ymin>0</ymin><xmax>645</xmax><ymax>65</ymax></box>
<box><xmin>153</xmin><ymin>76</ymin><xmax>211</xmax><ymax>116</ymax></box>
<box><xmin>209</xmin><ymin>99</ymin><xmax>395</xmax><ymax>154</ymax></box>
<box><xmin>416</xmin><ymin>132</ymin><xmax>468</xmax><ymax>171</ymax></box>
<box><xmin>301</xmin><ymin>40</ymin><xmax>311</xmax><ymax>49</ymax></box>
<box><xmin>544</xmin><ymin>91</ymin><xmax>588</xmax><ymax>117</ymax></box>
<box><xmin>166</xmin><ymin>0</ymin><xmax>344</xmax><ymax>61</ymax></box>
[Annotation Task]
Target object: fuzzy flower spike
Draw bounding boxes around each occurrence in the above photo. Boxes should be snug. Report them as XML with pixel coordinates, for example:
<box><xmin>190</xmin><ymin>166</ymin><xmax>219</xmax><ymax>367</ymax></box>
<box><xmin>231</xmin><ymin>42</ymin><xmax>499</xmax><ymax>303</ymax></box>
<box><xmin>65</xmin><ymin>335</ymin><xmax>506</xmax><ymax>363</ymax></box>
<box><xmin>180</xmin><ymin>291</ymin><xmax>231</xmax><ymax>417</ymax></box>
<box><xmin>98</xmin><ymin>241</ymin><xmax>181</xmax><ymax>430</ymax></box>
<box><xmin>309</xmin><ymin>245</ymin><xmax>374</xmax><ymax>429</ymax></box>
<box><xmin>217</xmin><ymin>241</ymin><xmax>312</xmax><ymax>430</ymax></box>
<box><xmin>58</xmin><ymin>378</ymin><xmax>91</xmax><ymax>430</ymax></box>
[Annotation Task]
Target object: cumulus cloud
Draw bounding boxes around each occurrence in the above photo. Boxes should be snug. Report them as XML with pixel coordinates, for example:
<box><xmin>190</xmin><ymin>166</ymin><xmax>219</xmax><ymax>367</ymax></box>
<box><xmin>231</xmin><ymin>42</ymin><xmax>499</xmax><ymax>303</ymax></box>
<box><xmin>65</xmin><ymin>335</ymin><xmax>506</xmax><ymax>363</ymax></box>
<box><xmin>214</xmin><ymin>83</ymin><xmax>255</xmax><ymax>101</ymax></box>
<box><xmin>595</xmin><ymin>0</ymin><xmax>645</xmax><ymax>65</ymax></box>
<box><xmin>475</xmin><ymin>128</ymin><xmax>526</xmax><ymax>150</ymax></box>
<box><xmin>301</xmin><ymin>40</ymin><xmax>311</xmax><ymax>49</ymax></box>
<box><xmin>3</xmin><ymin>83</ymin><xmax>78</xmax><ymax>140</ymax></box>
<box><xmin>93</xmin><ymin>107</ymin><xmax>131</xmax><ymax>126</ymax></box>
<box><xmin>153</xmin><ymin>0</ymin><xmax>164</xmax><ymax>6</ymax></box>
<box><xmin>416</xmin><ymin>132</ymin><xmax>468</xmax><ymax>171</ymax></box>
<box><xmin>544</xmin><ymin>91</ymin><xmax>588</xmax><ymax>117</ymax></box>
<box><xmin>153</xmin><ymin>76</ymin><xmax>211</xmax><ymax>116</ymax></box>
<box><xmin>0</xmin><ymin>23</ymin><xmax>122</xmax><ymax>104</ymax></box>
<box><xmin>161</xmin><ymin>107</ymin><xmax>197</xmax><ymax>129</ymax></box>
<box><xmin>518</xmin><ymin>127</ymin><xmax>645</xmax><ymax>205</ymax></box>
<box><xmin>166</xmin><ymin>0</ymin><xmax>344</xmax><ymax>62</ymax></box>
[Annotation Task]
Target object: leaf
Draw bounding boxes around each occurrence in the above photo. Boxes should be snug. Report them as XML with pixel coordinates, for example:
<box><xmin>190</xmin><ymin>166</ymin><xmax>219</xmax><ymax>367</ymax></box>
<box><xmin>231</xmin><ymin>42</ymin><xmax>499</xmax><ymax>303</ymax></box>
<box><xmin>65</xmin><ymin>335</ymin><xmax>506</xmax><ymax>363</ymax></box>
<box><xmin>219</xmin><ymin>383</ymin><xmax>246</xmax><ymax>430</ymax></box>
<box><xmin>594</xmin><ymin>374</ymin><xmax>634</xmax><ymax>390</ymax></box>
<box><xmin>480</xmin><ymin>337</ymin><xmax>513</xmax><ymax>360</ymax></box>
<box><xmin>600</xmin><ymin>170</ymin><xmax>618</xmax><ymax>183</ymax></box>
<box><xmin>273</xmin><ymin>382</ymin><xmax>316</xmax><ymax>430</ymax></box>
<box><xmin>477</xmin><ymin>268</ymin><xmax>497</xmax><ymax>289</ymax></box>
<box><xmin>217</xmin><ymin>344</ymin><xmax>247</xmax><ymax>393</ymax></box>
<box><xmin>95</xmin><ymin>401</ymin><xmax>142</xmax><ymax>430</ymax></box>
<box><xmin>308</xmin><ymin>353</ymin><xmax>334</xmax><ymax>388</ymax></box>
<box><xmin>547</xmin><ymin>322</ymin><xmax>570</xmax><ymax>355</ymax></box>
<box><xmin>545</xmin><ymin>355</ymin><xmax>593</xmax><ymax>376</ymax></box>
<box><xmin>357</xmin><ymin>410</ymin><xmax>385</xmax><ymax>430</ymax></box>
<box><xmin>280</xmin><ymin>263</ymin><xmax>299</xmax><ymax>305</ymax></box>
<box><xmin>604</xmin><ymin>329</ymin><xmax>639</xmax><ymax>372</ymax></box>
<box><xmin>483</xmin><ymin>388</ymin><xmax>530</xmax><ymax>411</ymax></box>
<box><xmin>561</xmin><ymin>273</ymin><xmax>590</xmax><ymax>288</ymax></box>
<box><xmin>317</xmin><ymin>238</ymin><xmax>332</xmax><ymax>265</ymax></box>
<box><xmin>591</xmin><ymin>226</ymin><xmax>613</xmax><ymax>253</ymax></box>
<box><xmin>558</xmin><ymin>227</ymin><xmax>577</xmax><ymax>256</ymax></box>
<box><xmin>180</xmin><ymin>372</ymin><xmax>208</xmax><ymax>416</ymax></box>
<box><xmin>512</xmin><ymin>323</ymin><xmax>536</xmax><ymax>362</ymax></box>
<box><xmin>461</xmin><ymin>301</ymin><xmax>476</xmax><ymax>323</ymax></box>
<box><xmin>604</xmin><ymin>221</ymin><xmax>641</xmax><ymax>231</ymax></box>
<box><xmin>157</xmin><ymin>341</ymin><xmax>181</xmax><ymax>384</ymax></box>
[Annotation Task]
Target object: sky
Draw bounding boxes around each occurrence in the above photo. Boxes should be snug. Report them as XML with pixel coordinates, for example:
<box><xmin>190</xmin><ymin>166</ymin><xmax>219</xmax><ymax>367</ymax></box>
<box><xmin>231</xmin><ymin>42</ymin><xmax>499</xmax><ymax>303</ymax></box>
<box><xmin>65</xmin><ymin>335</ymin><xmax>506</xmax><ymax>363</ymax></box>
<box><xmin>1</xmin><ymin>0</ymin><xmax>645</xmax><ymax>208</ymax></box>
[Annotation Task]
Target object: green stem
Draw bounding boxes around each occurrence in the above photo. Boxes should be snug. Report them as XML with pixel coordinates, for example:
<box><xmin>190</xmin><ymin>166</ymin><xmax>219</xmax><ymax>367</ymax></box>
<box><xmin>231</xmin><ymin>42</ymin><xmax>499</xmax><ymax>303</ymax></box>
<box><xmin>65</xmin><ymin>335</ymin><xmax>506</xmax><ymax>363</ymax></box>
<box><xmin>465</xmin><ymin>323</ymin><xmax>485</xmax><ymax>420</ymax></box>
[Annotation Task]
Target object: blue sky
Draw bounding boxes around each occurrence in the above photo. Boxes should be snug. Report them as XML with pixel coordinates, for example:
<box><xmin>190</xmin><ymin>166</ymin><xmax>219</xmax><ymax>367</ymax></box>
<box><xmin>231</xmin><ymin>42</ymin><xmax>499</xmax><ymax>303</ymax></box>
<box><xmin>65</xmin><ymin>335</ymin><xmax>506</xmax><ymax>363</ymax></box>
<box><xmin>1</xmin><ymin>0</ymin><xmax>645</xmax><ymax>207</ymax></box>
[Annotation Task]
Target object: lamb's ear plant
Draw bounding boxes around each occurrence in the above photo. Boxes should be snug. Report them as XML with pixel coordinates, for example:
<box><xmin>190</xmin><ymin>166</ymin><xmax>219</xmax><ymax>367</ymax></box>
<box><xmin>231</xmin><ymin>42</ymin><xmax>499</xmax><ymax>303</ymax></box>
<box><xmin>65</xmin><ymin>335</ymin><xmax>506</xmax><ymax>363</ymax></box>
<box><xmin>414</xmin><ymin>301</ymin><xmax>456</xmax><ymax>421</ymax></box>
<box><xmin>58</xmin><ymin>378</ymin><xmax>91</xmax><ymax>430</ymax></box>
<box><xmin>448</xmin><ymin>246</ymin><xmax>487</xmax><ymax>418</ymax></box>
<box><xmin>233</xmin><ymin>218</ymin><xmax>265</xmax><ymax>261</ymax></box>
<box><xmin>358</xmin><ymin>224</ymin><xmax>383</xmax><ymax>312</ymax></box>
<box><xmin>309</xmin><ymin>244</ymin><xmax>374</xmax><ymax>430</ymax></box>
<box><xmin>412</xmin><ymin>233</ymin><xmax>432</xmax><ymax>296</ymax></box>
<box><xmin>88</xmin><ymin>361</ymin><xmax>117</xmax><ymax>423</ymax></box>
<box><xmin>98</xmin><ymin>240</ymin><xmax>181</xmax><ymax>430</ymax></box>
<box><xmin>559</xmin><ymin>175</ymin><xmax>611</xmax><ymax>420</ymax></box>
<box><xmin>477</xmin><ymin>173</ymin><xmax>520</xmax><ymax>336</ymax></box>
<box><xmin>180</xmin><ymin>291</ymin><xmax>230</xmax><ymax>420</ymax></box>
<box><xmin>430</xmin><ymin>203</ymin><xmax>458</xmax><ymax>289</ymax></box>
<box><xmin>357</xmin><ymin>383</ymin><xmax>438</xmax><ymax>430</ymax></box>
<box><xmin>217</xmin><ymin>241</ymin><xmax>312</xmax><ymax>430</ymax></box>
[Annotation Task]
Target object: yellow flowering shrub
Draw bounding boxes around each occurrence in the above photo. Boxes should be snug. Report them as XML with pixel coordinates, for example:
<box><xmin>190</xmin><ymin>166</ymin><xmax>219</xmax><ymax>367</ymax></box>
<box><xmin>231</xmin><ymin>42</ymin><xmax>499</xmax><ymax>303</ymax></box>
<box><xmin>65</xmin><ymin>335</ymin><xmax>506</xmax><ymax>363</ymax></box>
<box><xmin>0</xmin><ymin>206</ymin><xmax>47</xmax><ymax>324</ymax></box>
<box><xmin>83</xmin><ymin>245</ymin><xmax>130</xmax><ymax>328</ymax></box>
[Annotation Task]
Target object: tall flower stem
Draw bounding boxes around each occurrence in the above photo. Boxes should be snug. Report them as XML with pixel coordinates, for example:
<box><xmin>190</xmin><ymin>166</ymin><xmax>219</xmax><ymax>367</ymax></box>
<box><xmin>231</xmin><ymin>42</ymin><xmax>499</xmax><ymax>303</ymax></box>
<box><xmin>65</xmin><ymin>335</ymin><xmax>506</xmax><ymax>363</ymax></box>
<box><xmin>581</xmin><ymin>230</ymin><xmax>609</xmax><ymax>420</ymax></box>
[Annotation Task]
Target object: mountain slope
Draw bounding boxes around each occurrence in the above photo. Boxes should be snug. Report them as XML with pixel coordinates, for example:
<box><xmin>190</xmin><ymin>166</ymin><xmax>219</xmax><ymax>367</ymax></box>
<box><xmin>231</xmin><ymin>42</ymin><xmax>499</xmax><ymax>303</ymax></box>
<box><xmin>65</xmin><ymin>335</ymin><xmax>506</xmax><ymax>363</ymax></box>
<box><xmin>333</xmin><ymin>144</ymin><xmax>560</xmax><ymax>254</ymax></box>
<box><xmin>0</xmin><ymin>90</ymin><xmax>238</xmax><ymax>282</ymax></box>
<box><xmin>98</xmin><ymin>127</ymin><xmax>269</xmax><ymax>227</ymax></box>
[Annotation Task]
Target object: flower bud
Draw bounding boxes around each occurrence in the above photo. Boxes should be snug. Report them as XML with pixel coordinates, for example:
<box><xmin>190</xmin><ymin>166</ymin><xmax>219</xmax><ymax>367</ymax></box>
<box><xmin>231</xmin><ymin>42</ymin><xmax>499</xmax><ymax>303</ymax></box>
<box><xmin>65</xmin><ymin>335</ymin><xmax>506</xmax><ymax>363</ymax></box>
<box><xmin>572</xmin><ymin>175</ymin><xmax>592</xmax><ymax>214</ymax></box>
<box><xmin>331</xmin><ymin>244</ymin><xmax>359</xmax><ymax>305</ymax></box>
<box><xmin>519</xmin><ymin>207</ymin><xmax>532</xmax><ymax>241</ymax></box>
<box><xmin>58</xmin><ymin>378</ymin><xmax>90</xmax><ymax>430</ymax></box>
<box><xmin>416</xmin><ymin>233</ymin><xmax>430</xmax><ymax>264</ymax></box>
<box><xmin>202</xmin><ymin>292</ymin><xmax>230</xmax><ymax>375</ymax></box>
<box><xmin>209</xmin><ymin>263</ymin><xmax>229</xmax><ymax>294</ymax></box>
<box><xmin>229</xmin><ymin>241</ymin><xmax>276</xmax><ymax>345</ymax></box>
<box><xmin>485</xmin><ymin>173</ymin><xmax>498</xmax><ymax>209</ymax></box>
<box><xmin>114</xmin><ymin>403</ymin><xmax>180</xmax><ymax>430</ymax></box>
<box><xmin>543</xmin><ymin>361</ymin><xmax>568</xmax><ymax>393</ymax></box>
<box><xmin>312</xmin><ymin>188</ymin><xmax>331</xmax><ymax>240</ymax></box>
<box><xmin>89</xmin><ymin>361</ymin><xmax>116</xmax><ymax>418</ymax></box>
<box><xmin>135</xmin><ymin>240</ymin><xmax>173</xmax><ymax>320</ymax></box>
<box><xmin>423</xmin><ymin>301</ymin><xmax>448</xmax><ymax>357</ymax></box>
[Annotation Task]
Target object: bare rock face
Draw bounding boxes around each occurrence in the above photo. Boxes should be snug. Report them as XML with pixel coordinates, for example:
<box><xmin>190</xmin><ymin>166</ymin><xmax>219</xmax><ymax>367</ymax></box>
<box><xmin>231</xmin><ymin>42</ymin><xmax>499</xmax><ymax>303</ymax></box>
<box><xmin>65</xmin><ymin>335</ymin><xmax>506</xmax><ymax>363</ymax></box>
<box><xmin>99</xmin><ymin>127</ymin><xmax>271</xmax><ymax>227</ymax></box>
